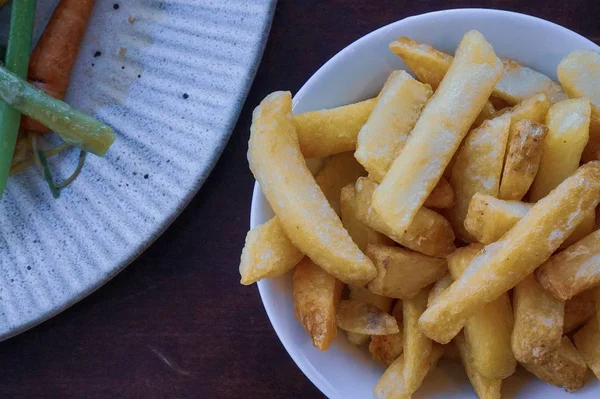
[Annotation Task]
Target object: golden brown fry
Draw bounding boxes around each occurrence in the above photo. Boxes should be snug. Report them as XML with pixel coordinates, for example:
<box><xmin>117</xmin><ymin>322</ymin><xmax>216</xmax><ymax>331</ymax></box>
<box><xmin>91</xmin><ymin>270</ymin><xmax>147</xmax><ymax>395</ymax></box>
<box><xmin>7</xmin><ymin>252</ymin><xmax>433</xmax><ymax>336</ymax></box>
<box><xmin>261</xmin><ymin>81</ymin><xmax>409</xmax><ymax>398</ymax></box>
<box><xmin>340</xmin><ymin>185</ymin><xmax>392</xmax><ymax>253</ymax></box>
<box><xmin>573</xmin><ymin>315</ymin><xmax>600</xmax><ymax>379</ymax></box>
<box><xmin>464</xmin><ymin>194</ymin><xmax>532</xmax><ymax>244</ymax></box>
<box><xmin>472</xmin><ymin>100</ymin><xmax>497</xmax><ymax>128</ymax></box>
<box><xmin>564</xmin><ymin>289</ymin><xmax>596</xmax><ymax>334</ymax></box>
<box><xmin>494</xmin><ymin>58</ymin><xmax>567</xmax><ymax>105</ymax></box>
<box><xmin>337</xmin><ymin>299</ymin><xmax>399</xmax><ymax>335</ymax></box>
<box><xmin>248</xmin><ymin>92</ymin><xmax>375</xmax><ymax>285</ymax></box>
<box><xmin>424</xmin><ymin>176</ymin><xmax>454</xmax><ymax>209</ymax></box>
<box><xmin>419</xmin><ymin>162</ymin><xmax>600</xmax><ymax>344</ymax></box>
<box><xmin>370</xmin><ymin>301</ymin><xmax>404</xmax><ymax>366</ymax></box>
<box><xmin>366</xmin><ymin>244</ymin><xmax>447</xmax><ymax>299</ymax></box>
<box><xmin>498</xmin><ymin>119</ymin><xmax>548</xmax><ymax>200</ymax></box>
<box><xmin>557</xmin><ymin>49</ymin><xmax>600</xmax><ymax>118</ymax></box>
<box><xmin>373</xmin><ymin>31</ymin><xmax>504</xmax><ymax>234</ymax></box>
<box><xmin>373</xmin><ymin>345</ymin><xmax>443</xmax><ymax>399</ymax></box>
<box><xmin>293</xmin><ymin>258</ymin><xmax>342</xmax><ymax>351</ymax></box>
<box><xmin>315</xmin><ymin>152</ymin><xmax>366</xmax><ymax>216</ymax></box>
<box><xmin>355</xmin><ymin>70</ymin><xmax>432</xmax><ymax>182</ymax></box>
<box><xmin>521</xmin><ymin>337</ymin><xmax>587</xmax><ymax>392</ymax></box>
<box><xmin>530</xmin><ymin>98</ymin><xmax>591</xmax><ymax>201</ymax></box>
<box><xmin>294</xmin><ymin>98</ymin><xmax>376</xmax><ymax>158</ymax></box>
<box><xmin>512</xmin><ymin>274</ymin><xmax>564</xmax><ymax>364</ymax></box>
<box><xmin>354</xmin><ymin>177</ymin><xmax>455</xmax><ymax>257</ymax></box>
<box><xmin>447</xmin><ymin>245</ymin><xmax>516</xmax><ymax>379</ymax></box>
<box><xmin>493</xmin><ymin>92</ymin><xmax>551</xmax><ymax>124</ymax></box>
<box><xmin>347</xmin><ymin>284</ymin><xmax>394</xmax><ymax>346</ymax></box>
<box><xmin>428</xmin><ymin>273</ymin><xmax>453</xmax><ymax>306</ymax></box>
<box><xmin>403</xmin><ymin>288</ymin><xmax>434</xmax><ymax>394</ymax></box>
<box><xmin>449</xmin><ymin>114</ymin><xmax>511</xmax><ymax>240</ymax></box>
<box><xmin>454</xmin><ymin>333</ymin><xmax>502</xmax><ymax>399</ymax></box>
<box><xmin>536</xmin><ymin>229</ymin><xmax>600</xmax><ymax>300</ymax></box>
<box><xmin>239</xmin><ymin>218</ymin><xmax>304</xmax><ymax>285</ymax></box>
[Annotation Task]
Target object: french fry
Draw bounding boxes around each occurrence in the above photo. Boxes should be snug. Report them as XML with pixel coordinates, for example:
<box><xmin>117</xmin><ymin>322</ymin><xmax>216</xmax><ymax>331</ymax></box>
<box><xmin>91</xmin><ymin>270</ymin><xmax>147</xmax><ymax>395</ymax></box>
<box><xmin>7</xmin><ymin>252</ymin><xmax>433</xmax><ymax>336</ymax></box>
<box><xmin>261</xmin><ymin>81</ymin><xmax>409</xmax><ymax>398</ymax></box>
<box><xmin>530</xmin><ymin>98</ymin><xmax>591</xmax><ymax>201</ymax></box>
<box><xmin>454</xmin><ymin>333</ymin><xmax>502</xmax><ymax>399</ymax></box>
<box><xmin>419</xmin><ymin>162</ymin><xmax>600</xmax><ymax>344</ymax></box>
<box><xmin>293</xmin><ymin>258</ymin><xmax>342</xmax><ymax>351</ymax></box>
<box><xmin>294</xmin><ymin>97</ymin><xmax>376</xmax><ymax>158</ymax></box>
<box><xmin>521</xmin><ymin>337</ymin><xmax>587</xmax><ymax>392</ymax></box>
<box><xmin>347</xmin><ymin>284</ymin><xmax>394</xmax><ymax>345</ymax></box>
<box><xmin>564</xmin><ymin>289</ymin><xmax>596</xmax><ymax>334</ymax></box>
<box><xmin>340</xmin><ymin>185</ymin><xmax>392</xmax><ymax>253</ymax></box>
<box><xmin>337</xmin><ymin>299</ymin><xmax>399</xmax><ymax>335</ymax></box>
<box><xmin>390</xmin><ymin>37</ymin><xmax>564</xmax><ymax>106</ymax></box>
<box><xmin>428</xmin><ymin>273</ymin><xmax>453</xmax><ymax>306</ymax></box>
<box><xmin>315</xmin><ymin>152</ymin><xmax>366</xmax><ymax>216</ymax></box>
<box><xmin>557</xmin><ymin>49</ymin><xmax>600</xmax><ymax>118</ymax></box>
<box><xmin>423</xmin><ymin>176</ymin><xmax>454</xmax><ymax>209</ymax></box>
<box><xmin>370</xmin><ymin>301</ymin><xmax>404</xmax><ymax>366</ymax></box>
<box><xmin>494</xmin><ymin>58</ymin><xmax>567</xmax><ymax>104</ymax></box>
<box><xmin>354</xmin><ymin>177</ymin><xmax>455</xmax><ymax>257</ymax></box>
<box><xmin>512</xmin><ymin>274</ymin><xmax>564</xmax><ymax>364</ymax></box>
<box><xmin>449</xmin><ymin>114</ymin><xmax>511</xmax><ymax>240</ymax></box>
<box><xmin>573</xmin><ymin>316</ymin><xmax>600</xmax><ymax>379</ymax></box>
<box><xmin>373</xmin><ymin>31</ymin><xmax>503</xmax><ymax>234</ymax></box>
<box><xmin>472</xmin><ymin>100</ymin><xmax>497</xmax><ymax>128</ymax></box>
<box><xmin>373</xmin><ymin>345</ymin><xmax>443</xmax><ymax>399</ymax></box>
<box><xmin>464</xmin><ymin>193</ymin><xmax>532</xmax><ymax>244</ymax></box>
<box><xmin>248</xmin><ymin>92</ymin><xmax>376</xmax><ymax>285</ymax></box>
<box><xmin>403</xmin><ymin>288</ymin><xmax>434</xmax><ymax>394</ymax></box>
<box><xmin>494</xmin><ymin>92</ymin><xmax>550</xmax><ymax>124</ymax></box>
<box><xmin>366</xmin><ymin>245</ymin><xmax>446</xmax><ymax>299</ymax></box>
<box><xmin>536</xmin><ymin>229</ymin><xmax>600</xmax><ymax>300</ymax></box>
<box><xmin>447</xmin><ymin>245</ymin><xmax>516</xmax><ymax>379</ymax></box>
<box><xmin>498</xmin><ymin>119</ymin><xmax>548</xmax><ymax>200</ymax></box>
<box><xmin>582</xmin><ymin>116</ymin><xmax>600</xmax><ymax>162</ymax></box>
<box><xmin>355</xmin><ymin>70</ymin><xmax>432</xmax><ymax>182</ymax></box>
<box><xmin>239</xmin><ymin>218</ymin><xmax>305</xmax><ymax>285</ymax></box>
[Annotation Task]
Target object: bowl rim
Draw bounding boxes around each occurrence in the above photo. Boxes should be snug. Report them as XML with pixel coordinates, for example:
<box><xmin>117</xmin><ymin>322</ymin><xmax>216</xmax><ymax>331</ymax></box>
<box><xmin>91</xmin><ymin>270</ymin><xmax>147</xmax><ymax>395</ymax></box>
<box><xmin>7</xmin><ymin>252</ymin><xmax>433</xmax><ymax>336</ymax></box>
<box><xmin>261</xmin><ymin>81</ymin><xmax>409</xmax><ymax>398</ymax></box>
<box><xmin>253</xmin><ymin>8</ymin><xmax>600</xmax><ymax>398</ymax></box>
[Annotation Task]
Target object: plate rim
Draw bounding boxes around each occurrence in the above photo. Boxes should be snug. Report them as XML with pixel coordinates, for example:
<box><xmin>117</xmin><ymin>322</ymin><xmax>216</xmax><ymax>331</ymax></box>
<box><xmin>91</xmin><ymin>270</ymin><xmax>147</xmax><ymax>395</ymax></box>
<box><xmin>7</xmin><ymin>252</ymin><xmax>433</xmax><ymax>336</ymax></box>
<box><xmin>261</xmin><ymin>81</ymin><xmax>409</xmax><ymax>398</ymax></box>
<box><xmin>254</xmin><ymin>8</ymin><xmax>600</xmax><ymax>398</ymax></box>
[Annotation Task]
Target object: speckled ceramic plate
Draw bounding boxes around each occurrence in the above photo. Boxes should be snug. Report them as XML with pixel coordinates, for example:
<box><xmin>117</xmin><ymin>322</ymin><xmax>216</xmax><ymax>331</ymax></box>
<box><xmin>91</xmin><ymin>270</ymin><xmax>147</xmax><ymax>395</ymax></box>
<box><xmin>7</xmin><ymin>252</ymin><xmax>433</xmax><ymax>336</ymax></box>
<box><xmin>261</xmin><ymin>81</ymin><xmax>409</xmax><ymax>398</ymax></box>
<box><xmin>0</xmin><ymin>0</ymin><xmax>275</xmax><ymax>339</ymax></box>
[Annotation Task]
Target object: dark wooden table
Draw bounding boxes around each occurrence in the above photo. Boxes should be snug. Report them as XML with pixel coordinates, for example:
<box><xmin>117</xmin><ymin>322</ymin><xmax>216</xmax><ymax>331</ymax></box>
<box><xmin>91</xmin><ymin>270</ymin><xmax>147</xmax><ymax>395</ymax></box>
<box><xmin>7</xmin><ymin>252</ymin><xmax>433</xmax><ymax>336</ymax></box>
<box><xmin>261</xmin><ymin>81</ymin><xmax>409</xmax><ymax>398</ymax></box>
<box><xmin>0</xmin><ymin>1</ymin><xmax>598</xmax><ymax>398</ymax></box>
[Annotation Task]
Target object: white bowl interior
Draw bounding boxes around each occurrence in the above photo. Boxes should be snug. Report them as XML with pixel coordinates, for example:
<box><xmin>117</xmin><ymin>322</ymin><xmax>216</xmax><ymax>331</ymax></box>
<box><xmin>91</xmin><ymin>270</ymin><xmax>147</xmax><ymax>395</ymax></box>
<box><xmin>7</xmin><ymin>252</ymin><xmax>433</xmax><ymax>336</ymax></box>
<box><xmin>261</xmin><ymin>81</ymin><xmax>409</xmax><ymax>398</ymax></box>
<box><xmin>253</xmin><ymin>9</ymin><xmax>600</xmax><ymax>399</ymax></box>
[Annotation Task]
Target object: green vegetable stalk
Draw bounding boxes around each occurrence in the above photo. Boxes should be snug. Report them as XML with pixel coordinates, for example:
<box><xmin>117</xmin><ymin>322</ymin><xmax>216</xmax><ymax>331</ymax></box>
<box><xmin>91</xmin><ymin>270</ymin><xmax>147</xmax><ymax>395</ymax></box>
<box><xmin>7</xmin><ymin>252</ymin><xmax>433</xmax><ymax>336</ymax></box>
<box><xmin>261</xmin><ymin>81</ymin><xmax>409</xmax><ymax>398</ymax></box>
<box><xmin>0</xmin><ymin>0</ymin><xmax>37</xmax><ymax>197</ymax></box>
<box><xmin>0</xmin><ymin>65</ymin><xmax>116</xmax><ymax>157</ymax></box>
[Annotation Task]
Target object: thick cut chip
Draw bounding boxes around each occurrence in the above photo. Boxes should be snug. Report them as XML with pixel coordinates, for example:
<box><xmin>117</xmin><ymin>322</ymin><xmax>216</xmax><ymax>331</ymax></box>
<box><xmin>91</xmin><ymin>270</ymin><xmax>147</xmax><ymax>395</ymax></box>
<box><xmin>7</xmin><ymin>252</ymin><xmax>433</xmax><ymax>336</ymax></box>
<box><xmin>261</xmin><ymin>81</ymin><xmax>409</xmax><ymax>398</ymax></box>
<box><xmin>370</xmin><ymin>301</ymin><xmax>404</xmax><ymax>366</ymax></box>
<box><xmin>493</xmin><ymin>92</ymin><xmax>550</xmax><ymax>124</ymax></box>
<box><xmin>315</xmin><ymin>152</ymin><xmax>366</xmax><ymax>216</ymax></box>
<box><xmin>419</xmin><ymin>162</ymin><xmax>600</xmax><ymax>344</ymax></box>
<box><xmin>428</xmin><ymin>273</ymin><xmax>453</xmax><ymax>306</ymax></box>
<box><xmin>337</xmin><ymin>299</ymin><xmax>399</xmax><ymax>335</ymax></box>
<box><xmin>557</xmin><ymin>49</ymin><xmax>600</xmax><ymax>118</ymax></box>
<box><xmin>293</xmin><ymin>258</ymin><xmax>342</xmax><ymax>351</ymax></box>
<box><xmin>373</xmin><ymin>31</ymin><xmax>504</xmax><ymax>234</ymax></box>
<box><xmin>454</xmin><ymin>333</ymin><xmax>502</xmax><ymax>399</ymax></box>
<box><xmin>347</xmin><ymin>284</ymin><xmax>394</xmax><ymax>345</ymax></box>
<box><xmin>424</xmin><ymin>176</ymin><xmax>454</xmax><ymax>209</ymax></box>
<box><xmin>355</xmin><ymin>70</ymin><xmax>432</xmax><ymax>182</ymax></box>
<box><xmin>564</xmin><ymin>289</ymin><xmax>597</xmax><ymax>334</ymax></box>
<box><xmin>573</xmin><ymin>316</ymin><xmax>600</xmax><ymax>379</ymax></box>
<box><xmin>248</xmin><ymin>91</ymin><xmax>375</xmax><ymax>285</ymax></box>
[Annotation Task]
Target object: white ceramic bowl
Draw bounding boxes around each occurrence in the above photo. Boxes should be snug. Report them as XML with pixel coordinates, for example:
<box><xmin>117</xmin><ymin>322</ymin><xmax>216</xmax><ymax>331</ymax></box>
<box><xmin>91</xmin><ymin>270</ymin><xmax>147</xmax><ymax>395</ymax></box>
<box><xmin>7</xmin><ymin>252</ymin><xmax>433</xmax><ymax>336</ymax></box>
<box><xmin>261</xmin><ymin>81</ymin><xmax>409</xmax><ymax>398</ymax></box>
<box><xmin>253</xmin><ymin>8</ymin><xmax>600</xmax><ymax>399</ymax></box>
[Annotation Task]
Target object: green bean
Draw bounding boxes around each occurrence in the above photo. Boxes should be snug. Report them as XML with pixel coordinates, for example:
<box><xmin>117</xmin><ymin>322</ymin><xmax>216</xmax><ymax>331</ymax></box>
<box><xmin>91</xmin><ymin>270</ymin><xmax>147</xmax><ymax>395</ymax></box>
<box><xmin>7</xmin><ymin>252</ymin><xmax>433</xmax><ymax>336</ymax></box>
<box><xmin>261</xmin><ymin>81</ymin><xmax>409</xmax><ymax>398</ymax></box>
<box><xmin>0</xmin><ymin>0</ymin><xmax>37</xmax><ymax>197</ymax></box>
<box><xmin>0</xmin><ymin>65</ymin><xmax>116</xmax><ymax>157</ymax></box>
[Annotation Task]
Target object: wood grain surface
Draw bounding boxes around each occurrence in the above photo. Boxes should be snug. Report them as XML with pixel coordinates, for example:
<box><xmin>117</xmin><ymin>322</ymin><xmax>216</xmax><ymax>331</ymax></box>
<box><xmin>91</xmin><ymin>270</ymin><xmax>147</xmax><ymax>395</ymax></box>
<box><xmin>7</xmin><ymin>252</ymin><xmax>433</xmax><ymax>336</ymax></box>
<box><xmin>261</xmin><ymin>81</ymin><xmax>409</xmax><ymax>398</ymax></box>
<box><xmin>1</xmin><ymin>1</ymin><xmax>599</xmax><ymax>398</ymax></box>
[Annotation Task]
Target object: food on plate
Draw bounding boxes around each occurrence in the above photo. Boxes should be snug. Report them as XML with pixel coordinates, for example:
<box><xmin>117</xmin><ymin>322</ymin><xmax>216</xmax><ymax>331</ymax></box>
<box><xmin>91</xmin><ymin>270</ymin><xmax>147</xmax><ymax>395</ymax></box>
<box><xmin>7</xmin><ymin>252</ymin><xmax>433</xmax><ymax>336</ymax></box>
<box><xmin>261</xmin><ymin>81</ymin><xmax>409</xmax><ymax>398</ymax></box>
<box><xmin>557</xmin><ymin>50</ymin><xmax>600</xmax><ymax>117</ymax></box>
<box><xmin>464</xmin><ymin>194</ymin><xmax>532</xmax><ymax>244</ymax></box>
<box><xmin>293</xmin><ymin>258</ymin><xmax>342</xmax><ymax>351</ymax></box>
<box><xmin>536</xmin><ymin>230</ymin><xmax>600</xmax><ymax>300</ymax></box>
<box><xmin>1</xmin><ymin>0</ymin><xmax>115</xmax><ymax>198</ymax></box>
<box><xmin>336</xmin><ymin>299</ymin><xmax>399</xmax><ymax>335</ymax></box>
<box><xmin>373</xmin><ymin>31</ymin><xmax>503</xmax><ymax>235</ymax></box>
<box><xmin>366</xmin><ymin>244</ymin><xmax>446</xmax><ymax>299</ymax></box>
<box><xmin>448</xmin><ymin>114</ymin><xmax>510</xmax><ymax>240</ymax></box>
<box><xmin>573</xmin><ymin>316</ymin><xmax>600</xmax><ymax>379</ymax></box>
<box><xmin>454</xmin><ymin>332</ymin><xmax>502</xmax><ymax>399</ymax></box>
<box><xmin>248</xmin><ymin>91</ymin><xmax>376</xmax><ymax>285</ymax></box>
<box><xmin>240</xmin><ymin>30</ymin><xmax>600</xmax><ymax>397</ymax></box>
<box><xmin>294</xmin><ymin>97</ymin><xmax>376</xmax><ymax>158</ymax></box>
<box><xmin>420</xmin><ymin>162</ymin><xmax>600</xmax><ymax>344</ymax></box>
<box><xmin>521</xmin><ymin>337</ymin><xmax>587</xmax><ymax>392</ymax></box>
<box><xmin>498</xmin><ymin>119</ymin><xmax>548</xmax><ymax>200</ymax></box>
<box><xmin>512</xmin><ymin>274</ymin><xmax>564</xmax><ymax>364</ymax></box>
<box><xmin>354</xmin><ymin>70</ymin><xmax>431</xmax><ymax>182</ymax></box>
<box><xmin>354</xmin><ymin>177</ymin><xmax>455</xmax><ymax>257</ymax></box>
<box><xmin>447</xmin><ymin>245</ymin><xmax>516</xmax><ymax>379</ymax></box>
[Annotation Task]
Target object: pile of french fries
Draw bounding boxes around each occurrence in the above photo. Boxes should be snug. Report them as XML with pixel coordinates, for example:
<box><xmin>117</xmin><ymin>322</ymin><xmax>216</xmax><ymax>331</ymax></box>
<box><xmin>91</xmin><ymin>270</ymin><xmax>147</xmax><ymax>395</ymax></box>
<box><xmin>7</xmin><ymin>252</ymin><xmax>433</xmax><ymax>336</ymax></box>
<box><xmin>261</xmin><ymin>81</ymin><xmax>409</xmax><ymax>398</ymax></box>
<box><xmin>240</xmin><ymin>29</ymin><xmax>600</xmax><ymax>398</ymax></box>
